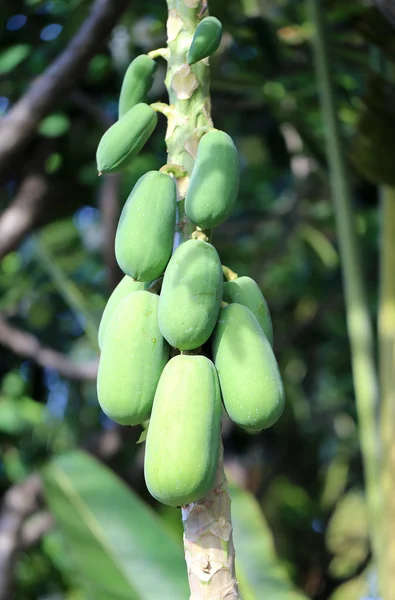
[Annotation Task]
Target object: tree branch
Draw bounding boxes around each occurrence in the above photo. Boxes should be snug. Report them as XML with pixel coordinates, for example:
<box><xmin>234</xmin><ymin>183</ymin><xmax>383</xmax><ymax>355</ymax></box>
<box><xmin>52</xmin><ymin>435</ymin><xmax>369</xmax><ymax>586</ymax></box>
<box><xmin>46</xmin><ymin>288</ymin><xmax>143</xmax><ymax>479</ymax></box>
<box><xmin>0</xmin><ymin>316</ymin><xmax>98</xmax><ymax>380</ymax></box>
<box><xmin>376</xmin><ymin>0</ymin><xmax>395</xmax><ymax>28</ymax></box>
<box><xmin>0</xmin><ymin>172</ymin><xmax>48</xmax><ymax>259</ymax></box>
<box><xmin>0</xmin><ymin>0</ymin><xmax>129</xmax><ymax>175</ymax></box>
<box><xmin>99</xmin><ymin>175</ymin><xmax>123</xmax><ymax>292</ymax></box>
<box><xmin>0</xmin><ymin>475</ymin><xmax>42</xmax><ymax>600</ymax></box>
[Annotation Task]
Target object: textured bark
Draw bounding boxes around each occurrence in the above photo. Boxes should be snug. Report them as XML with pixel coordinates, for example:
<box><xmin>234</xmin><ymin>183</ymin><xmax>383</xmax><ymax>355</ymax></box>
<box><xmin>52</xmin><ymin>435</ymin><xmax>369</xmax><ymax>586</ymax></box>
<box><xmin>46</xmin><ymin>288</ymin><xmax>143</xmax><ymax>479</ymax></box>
<box><xmin>163</xmin><ymin>2</ymin><xmax>240</xmax><ymax>598</ymax></box>
<box><xmin>182</xmin><ymin>446</ymin><xmax>239</xmax><ymax>599</ymax></box>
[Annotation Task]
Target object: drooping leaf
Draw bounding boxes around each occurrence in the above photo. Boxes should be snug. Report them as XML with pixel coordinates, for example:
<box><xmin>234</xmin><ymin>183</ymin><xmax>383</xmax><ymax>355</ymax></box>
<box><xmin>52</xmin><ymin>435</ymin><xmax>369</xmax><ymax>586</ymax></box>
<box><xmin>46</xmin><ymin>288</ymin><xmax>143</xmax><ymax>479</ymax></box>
<box><xmin>42</xmin><ymin>450</ymin><xmax>189</xmax><ymax>600</ymax></box>
<box><xmin>230</xmin><ymin>482</ymin><xmax>309</xmax><ymax>600</ymax></box>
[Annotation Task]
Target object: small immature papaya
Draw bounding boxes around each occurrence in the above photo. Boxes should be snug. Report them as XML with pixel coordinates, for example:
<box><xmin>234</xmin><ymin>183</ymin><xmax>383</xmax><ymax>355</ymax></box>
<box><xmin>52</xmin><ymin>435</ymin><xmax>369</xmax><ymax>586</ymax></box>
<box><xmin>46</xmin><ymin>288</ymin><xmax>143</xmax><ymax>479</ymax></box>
<box><xmin>223</xmin><ymin>276</ymin><xmax>273</xmax><ymax>345</ymax></box>
<box><xmin>98</xmin><ymin>276</ymin><xmax>149</xmax><ymax>349</ymax></box>
<box><xmin>212</xmin><ymin>303</ymin><xmax>284</xmax><ymax>431</ymax></box>
<box><xmin>118</xmin><ymin>55</ymin><xmax>157</xmax><ymax>119</ymax></box>
<box><xmin>185</xmin><ymin>131</ymin><xmax>240</xmax><ymax>229</ymax></box>
<box><xmin>97</xmin><ymin>291</ymin><xmax>169</xmax><ymax>426</ymax></box>
<box><xmin>187</xmin><ymin>16</ymin><xmax>223</xmax><ymax>65</ymax></box>
<box><xmin>115</xmin><ymin>171</ymin><xmax>176</xmax><ymax>282</ymax></box>
<box><xmin>158</xmin><ymin>239</ymin><xmax>223</xmax><ymax>350</ymax></box>
<box><xmin>144</xmin><ymin>355</ymin><xmax>221</xmax><ymax>507</ymax></box>
<box><xmin>96</xmin><ymin>103</ymin><xmax>157</xmax><ymax>174</ymax></box>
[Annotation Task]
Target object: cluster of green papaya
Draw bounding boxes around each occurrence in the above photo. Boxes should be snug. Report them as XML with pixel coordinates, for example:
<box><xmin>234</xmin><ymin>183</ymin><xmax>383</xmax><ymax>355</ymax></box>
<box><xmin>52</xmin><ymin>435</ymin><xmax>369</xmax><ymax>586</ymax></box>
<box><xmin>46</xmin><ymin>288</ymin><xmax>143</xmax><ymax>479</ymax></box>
<box><xmin>96</xmin><ymin>16</ymin><xmax>285</xmax><ymax>508</ymax></box>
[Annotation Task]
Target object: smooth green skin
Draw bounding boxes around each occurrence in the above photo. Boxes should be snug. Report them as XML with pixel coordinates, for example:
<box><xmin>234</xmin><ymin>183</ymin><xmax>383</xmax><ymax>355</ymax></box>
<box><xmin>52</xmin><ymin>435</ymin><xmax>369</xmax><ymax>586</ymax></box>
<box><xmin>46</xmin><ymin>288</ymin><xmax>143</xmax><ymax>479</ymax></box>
<box><xmin>97</xmin><ymin>291</ymin><xmax>169</xmax><ymax>426</ymax></box>
<box><xmin>118</xmin><ymin>55</ymin><xmax>157</xmax><ymax>119</ymax></box>
<box><xmin>212</xmin><ymin>303</ymin><xmax>285</xmax><ymax>431</ymax></box>
<box><xmin>96</xmin><ymin>103</ymin><xmax>157</xmax><ymax>174</ymax></box>
<box><xmin>185</xmin><ymin>131</ymin><xmax>240</xmax><ymax>229</ymax></box>
<box><xmin>187</xmin><ymin>17</ymin><xmax>223</xmax><ymax>65</ymax></box>
<box><xmin>158</xmin><ymin>239</ymin><xmax>223</xmax><ymax>350</ymax></box>
<box><xmin>98</xmin><ymin>276</ymin><xmax>149</xmax><ymax>349</ymax></box>
<box><xmin>115</xmin><ymin>171</ymin><xmax>176</xmax><ymax>282</ymax></box>
<box><xmin>223</xmin><ymin>276</ymin><xmax>273</xmax><ymax>345</ymax></box>
<box><xmin>144</xmin><ymin>355</ymin><xmax>221</xmax><ymax>507</ymax></box>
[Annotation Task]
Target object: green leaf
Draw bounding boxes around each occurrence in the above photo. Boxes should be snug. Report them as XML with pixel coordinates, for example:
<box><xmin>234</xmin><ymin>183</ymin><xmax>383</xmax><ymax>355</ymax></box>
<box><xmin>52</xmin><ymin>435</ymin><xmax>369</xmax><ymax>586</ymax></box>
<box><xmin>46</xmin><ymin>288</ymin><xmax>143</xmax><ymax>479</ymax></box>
<box><xmin>230</xmin><ymin>482</ymin><xmax>308</xmax><ymax>600</ymax></box>
<box><xmin>0</xmin><ymin>396</ymin><xmax>43</xmax><ymax>435</ymax></box>
<box><xmin>42</xmin><ymin>450</ymin><xmax>189</xmax><ymax>600</ymax></box>
<box><xmin>38</xmin><ymin>113</ymin><xmax>70</xmax><ymax>138</ymax></box>
<box><xmin>0</xmin><ymin>45</ymin><xmax>31</xmax><ymax>75</ymax></box>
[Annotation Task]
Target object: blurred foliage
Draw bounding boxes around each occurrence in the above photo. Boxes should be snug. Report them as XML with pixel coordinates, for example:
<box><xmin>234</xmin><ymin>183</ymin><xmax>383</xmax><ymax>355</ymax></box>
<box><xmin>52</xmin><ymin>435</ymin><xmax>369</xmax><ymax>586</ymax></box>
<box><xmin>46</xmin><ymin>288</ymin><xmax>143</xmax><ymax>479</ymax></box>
<box><xmin>0</xmin><ymin>0</ymin><xmax>385</xmax><ymax>598</ymax></box>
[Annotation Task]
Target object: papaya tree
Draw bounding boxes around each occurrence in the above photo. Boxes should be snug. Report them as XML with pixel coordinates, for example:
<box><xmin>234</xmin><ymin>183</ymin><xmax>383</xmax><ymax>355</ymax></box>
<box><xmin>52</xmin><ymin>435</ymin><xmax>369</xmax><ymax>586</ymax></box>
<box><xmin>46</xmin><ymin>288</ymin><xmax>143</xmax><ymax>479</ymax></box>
<box><xmin>94</xmin><ymin>1</ymin><xmax>286</xmax><ymax>596</ymax></box>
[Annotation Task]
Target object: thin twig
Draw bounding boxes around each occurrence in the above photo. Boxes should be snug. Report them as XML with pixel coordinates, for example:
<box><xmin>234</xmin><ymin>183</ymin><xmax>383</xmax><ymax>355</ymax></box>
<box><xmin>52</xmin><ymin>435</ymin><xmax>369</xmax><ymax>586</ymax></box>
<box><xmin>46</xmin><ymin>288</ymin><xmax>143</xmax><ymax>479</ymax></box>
<box><xmin>0</xmin><ymin>315</ymin><xmax>98</xmax><ymax>380</ymax></box>
<box><xmin>0</xmin><ymin>0</ymin><xmax>129</xmax><ymax>176</ymax></box>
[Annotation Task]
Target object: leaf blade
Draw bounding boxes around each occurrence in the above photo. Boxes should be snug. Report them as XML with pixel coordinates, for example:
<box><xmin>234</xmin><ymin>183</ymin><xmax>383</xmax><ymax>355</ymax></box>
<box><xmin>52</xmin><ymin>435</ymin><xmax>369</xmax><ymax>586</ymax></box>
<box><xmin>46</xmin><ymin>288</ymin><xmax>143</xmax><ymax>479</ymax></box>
<box><xmin>42</xmin><ymin>450</ymin><xmax>189</xmax><ymax>600</ymax></box>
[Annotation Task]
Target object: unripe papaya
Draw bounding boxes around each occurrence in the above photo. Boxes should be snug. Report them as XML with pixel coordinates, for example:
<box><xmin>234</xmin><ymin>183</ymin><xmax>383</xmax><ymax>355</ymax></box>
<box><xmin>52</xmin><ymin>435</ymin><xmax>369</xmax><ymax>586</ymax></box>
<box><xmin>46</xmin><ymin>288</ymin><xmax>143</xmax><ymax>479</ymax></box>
<box><xmin>212</xmin><ymin>303</ymin><xmax>284</xmax><ymax>431</ymax></box>
<box><xmin>115</xmin><ymin>171</ymin><xmax>177</xmax><ymax>281</ymax></box>
<box><xmin>96</xmin><ymin>103</ymin><xmax>157</xmax><ymax>174</ymax></box>
<box><xmin>98</xmin><ymin>276</ymin><xmax>149</xmax><ymax>349</ymax></box>
<box><xmin>144</xmin><ymin>355</ymin><xmax>221</xmax><ymax>507</ymax></box>
<box><xmin>223</xmin><ymin>276</ymin><xmax>273</xmax><ymax>345</ymax></box>
<box><xmin>187</xmin><ymin>17</ymin><xmax>223</xmax><ymax>65</ymax></box>
<box><xmin>158</xmin><ymin>239</ymin><xmax>223</xmax><ymax>350</ymax></box>
<box><xmin>97</xmin><ymin>291</ymin><xmax>169</xmax><ymax>426</ymax></box>
<box><xmin>118</xmin><ymin>55</ymin><xmax>157</xmax><ymax>119</ymax></box>
<box><xmin>185</xmin><ymin>131</ymin><xmax>240</xmax><ymax>229</ymax></box>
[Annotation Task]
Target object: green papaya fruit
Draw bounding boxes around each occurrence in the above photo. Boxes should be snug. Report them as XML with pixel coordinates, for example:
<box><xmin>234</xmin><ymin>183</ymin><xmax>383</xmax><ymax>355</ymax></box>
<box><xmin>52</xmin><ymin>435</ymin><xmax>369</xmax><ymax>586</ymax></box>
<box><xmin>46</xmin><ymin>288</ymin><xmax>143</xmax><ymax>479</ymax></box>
<box><xmin>98</xmin><ymin>276</ymin><xmax>149</xmax><ymax>349</ymax></box>
<box><xmin>97</xmin><ymin>291</ymin><xmax>169</xmax><ymax>426</ymax></box>
<box><xmin>212</xmin><ymin>303</ymin><xmax>284</xmax><ymax>431</ymax></box>
<box><xmin>223</xmin><ymin>276</ymin><xmax>273</xmax><ymax>345</ymax></box>
<box><xmin>187</xmin><ymin>16</ymin><xmax>223</xmax><ymax>65</ymax></box>
<box><xmin>144</xmin><ymin>354</ymin><xmax>221</xmax><ymax>507</ymax></box>
<box><xmin>118</xmin><ymin>55</ymin><xmax>157</xmax><ymax>119</ymax></box>
<box><xmin>158</xmin><ymin>239</ymin><xmax>223</xmax><ymax>350</ymax></box>
<box><xmin>96</xmin><ymin>103</ymin><xmax>157</xmax><ymax>174</ymax></box>
<box><xmin>185</xmin><ymin>131</ymin><xmax>240</xmax><ymax>229</ymax></box>
<box><xmin>115</xmin><ymin>171</ymin><xmax>177</xmax><ymax>282</ymax></box>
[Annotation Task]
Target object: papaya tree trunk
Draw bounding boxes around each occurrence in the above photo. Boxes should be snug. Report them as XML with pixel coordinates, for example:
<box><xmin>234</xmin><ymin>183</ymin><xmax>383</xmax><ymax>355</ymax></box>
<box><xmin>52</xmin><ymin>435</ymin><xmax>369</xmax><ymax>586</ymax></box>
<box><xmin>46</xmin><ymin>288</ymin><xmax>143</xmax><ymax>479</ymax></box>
<box><xmin>160</xmin><ymin>2</ymin><xmax>240</xmax><ymax>597</ymax></box>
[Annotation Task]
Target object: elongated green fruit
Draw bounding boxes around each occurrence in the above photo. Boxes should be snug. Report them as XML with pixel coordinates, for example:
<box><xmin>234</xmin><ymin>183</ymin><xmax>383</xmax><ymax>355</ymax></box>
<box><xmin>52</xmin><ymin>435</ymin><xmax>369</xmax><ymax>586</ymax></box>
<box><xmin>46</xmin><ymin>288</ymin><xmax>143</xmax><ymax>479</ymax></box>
<box><xmin>212</xmin><ymin>303</ymin><xmax>284</xmax><ymax>431</ymax></box>
<box><xmin>98</xmin><ymin>276</ymin><xmax>149</xmax><ymax>349</ymax></box>
<box><xmin>96</xmin><ymin>103</ymin><xmax>157</xmax><ymax>174</ymax></box>
<box><xmin>144</xmin><ymin>355</ymin><xmax>221</xmax><ymax>507</ymax></box>
<box><xmin>97</xmin><ymin>291</ymin><xmax>169</xmax><ymax>425</ymax></box>
<box><xmin>115</xmin><ymin>171</ymin><xmax>176</xmax><ymax>282</ymax></box>
<box><xmin>223</xmin><ymin>276</ymin><xmax>273</xmax><ymax>345</ymax></box>
<box><xmin>118</xmin><ymin>55</ymin><xmax>157</xmax><ymax>119</ymax></box>
<box><xmin>158</xmin><ymin>239</ymin><xmax>223</xmax><ymax>350</ymax></box>
<box><xmin>187</xmin><ymin>16</ymin><xmax>223</xmax><ymax>65</ymax></box>
<box><xmin>185</xmin><ymin>131</ymin><xmax>239</xmax><ymax>229</ymax></box>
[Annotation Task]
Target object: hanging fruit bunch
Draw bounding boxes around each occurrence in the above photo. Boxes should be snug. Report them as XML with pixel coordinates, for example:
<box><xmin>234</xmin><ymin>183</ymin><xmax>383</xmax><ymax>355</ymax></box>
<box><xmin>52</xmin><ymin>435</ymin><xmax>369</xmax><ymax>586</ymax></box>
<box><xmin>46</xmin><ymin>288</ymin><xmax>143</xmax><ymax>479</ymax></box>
<box><xmin>96</xmin><ymin>12</ymin><xmax>285</xmax><ymax>509</ymax></box>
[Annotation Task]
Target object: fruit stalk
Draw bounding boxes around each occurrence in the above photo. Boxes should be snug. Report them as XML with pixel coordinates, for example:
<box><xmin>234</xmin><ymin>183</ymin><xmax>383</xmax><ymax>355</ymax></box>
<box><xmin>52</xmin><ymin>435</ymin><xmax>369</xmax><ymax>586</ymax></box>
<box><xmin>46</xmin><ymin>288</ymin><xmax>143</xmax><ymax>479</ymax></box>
<box><xmin>308</xmin><ymin>0</ymin><xmax>381</xmax><ymax>566</ymax></box>
<box><xmin>163</xmin><ymin>1</ymin><xmax>239</xmax><ymax>597</ymax></box>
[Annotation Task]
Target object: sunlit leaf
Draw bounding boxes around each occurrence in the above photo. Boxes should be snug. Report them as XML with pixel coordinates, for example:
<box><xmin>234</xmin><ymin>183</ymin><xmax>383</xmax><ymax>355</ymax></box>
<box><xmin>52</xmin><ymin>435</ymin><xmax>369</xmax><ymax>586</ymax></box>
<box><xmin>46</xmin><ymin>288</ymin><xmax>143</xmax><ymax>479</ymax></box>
<box><xmin>230</xmin><ymin>482</ymin><xmax>308</xmax><ymax>600</ymax></box>
<box><xmin>42</xmin><ymin>450</ymin><xmax>189</xmax><ymax>600</ymax></box>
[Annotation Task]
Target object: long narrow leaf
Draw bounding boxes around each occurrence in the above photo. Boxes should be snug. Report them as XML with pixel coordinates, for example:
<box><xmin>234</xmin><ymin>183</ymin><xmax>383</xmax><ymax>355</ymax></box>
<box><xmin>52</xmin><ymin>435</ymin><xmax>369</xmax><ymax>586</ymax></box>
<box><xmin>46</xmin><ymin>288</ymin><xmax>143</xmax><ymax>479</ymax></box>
<box><xmin>42</xmin><ymin>450</ymin><xmax>189</xmax><ymax>600</ymax></box>
<box><xmin>230</xmin><ymin>483</ymin><xmax>309</xmax><ymax>599</ymax></box>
